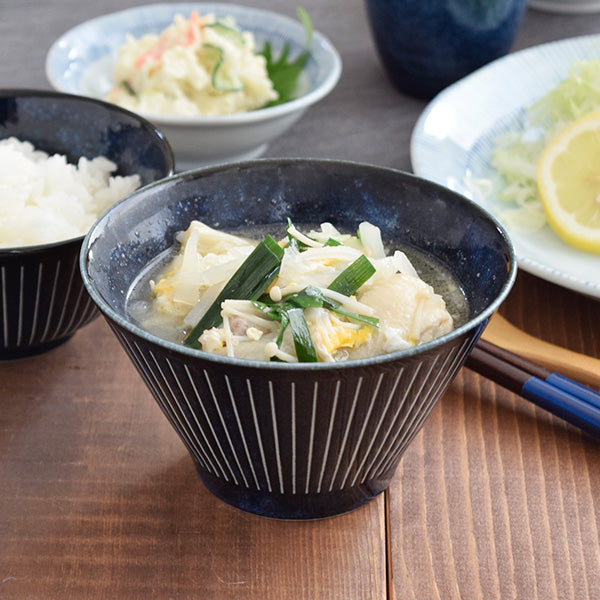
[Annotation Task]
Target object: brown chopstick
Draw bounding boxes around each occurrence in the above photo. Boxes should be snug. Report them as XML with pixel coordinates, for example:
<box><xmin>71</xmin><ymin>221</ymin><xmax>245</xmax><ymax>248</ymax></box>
<box><xmin>475</xmin><ymin>338</ymin><xmax>551</xmax><ymax>380</ymax></box>
<box><xmin>466</xmin><ymin>344</ymin><xmax>530</xmax><ymax>396</ymax></box>
<box><xmin>465</xmin><ymin>339</ymin><xmax>600</xmax><ymax>438</ymax></box>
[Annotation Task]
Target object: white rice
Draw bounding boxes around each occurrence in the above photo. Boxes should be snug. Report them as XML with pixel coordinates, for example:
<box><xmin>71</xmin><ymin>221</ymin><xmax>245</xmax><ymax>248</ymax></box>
<box><xmin>0</xmin><ymin>137</ymin><xmax>141</xmax><ymax>248</ymax></box>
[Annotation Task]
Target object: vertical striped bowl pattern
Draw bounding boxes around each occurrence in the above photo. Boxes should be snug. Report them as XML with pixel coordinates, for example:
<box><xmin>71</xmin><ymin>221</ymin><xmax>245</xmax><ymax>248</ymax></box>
<box><xmin>108</xmin><ymin>320</ymin><xmax>481</xmax><ymax>518</ymax></box>
<box><xmin>81</xmin><ymin>159</ymin><xmax>516</xmax><ymax>518</ymax></box>
<box><xmin>1</xmin><ymin>239</ymin><xmax>98</xmax><ymax>359</ymax></box>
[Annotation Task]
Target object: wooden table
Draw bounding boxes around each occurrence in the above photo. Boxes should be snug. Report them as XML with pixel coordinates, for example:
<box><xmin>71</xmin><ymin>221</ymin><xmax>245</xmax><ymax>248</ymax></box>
<box><xmin>1</xmin><ymin>1</ymin><xmax>599</xmax><ymax>598</ymax></box>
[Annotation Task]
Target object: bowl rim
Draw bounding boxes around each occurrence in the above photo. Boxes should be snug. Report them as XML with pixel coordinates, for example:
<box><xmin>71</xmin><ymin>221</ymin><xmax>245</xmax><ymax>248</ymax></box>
<box><xmin>0</xmin><ymin>235</ymin><xmax>84</xmax><ymax>257</ymax></box>
<box><xmin>45</xmin><ymin>2</ymin><xmax>343</xmax><ymax>126</ymax></box>
<box><xmin>0</xmin><ymin>87</ymin><xmax>175</xmax><ymax>255</ymax></box>
<box><xmin>80</xmin><ymin>158</ymin><xmax>517</xmax><ymax>372</ymax></box>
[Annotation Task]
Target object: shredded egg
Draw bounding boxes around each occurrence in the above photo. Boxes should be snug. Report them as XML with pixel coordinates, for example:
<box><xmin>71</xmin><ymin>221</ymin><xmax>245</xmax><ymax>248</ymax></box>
<box><xmin>305</xmin><ymin>308</ymin><xmax>373</xmax><ymax>361</ymax></box>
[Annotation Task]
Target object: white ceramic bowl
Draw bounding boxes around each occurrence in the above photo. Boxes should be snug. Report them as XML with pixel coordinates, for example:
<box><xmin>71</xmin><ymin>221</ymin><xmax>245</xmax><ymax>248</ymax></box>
<box><xmin>46</xmin><ymin>3</ymin><xmax>342</xmax><ymax>170</ymax></box>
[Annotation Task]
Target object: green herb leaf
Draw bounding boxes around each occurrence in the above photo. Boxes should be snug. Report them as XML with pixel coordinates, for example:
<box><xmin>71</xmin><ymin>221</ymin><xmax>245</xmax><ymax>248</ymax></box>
<box><xmin>259</xmin><ymin>7</ymin><xmax>313</xmax><ymax>107</ymax></box>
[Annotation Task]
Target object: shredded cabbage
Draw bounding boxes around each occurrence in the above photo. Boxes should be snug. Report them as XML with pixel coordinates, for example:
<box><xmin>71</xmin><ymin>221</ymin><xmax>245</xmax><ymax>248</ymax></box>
<box><xmin>483</xmin><ymin>58</ymin><xmax>600</xmax><ymax>232</ymax></box>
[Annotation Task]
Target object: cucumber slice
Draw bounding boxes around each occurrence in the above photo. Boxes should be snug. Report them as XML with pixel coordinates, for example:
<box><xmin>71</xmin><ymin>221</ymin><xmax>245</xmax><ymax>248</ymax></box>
<box><xmin>204</xmin><ymin>21</ymin><xmax>245</xmax><ymax>48</ymax></box>
<box><xmin>202</xmin><ymin>43</ymin><xmax>243</xmax><ymax>92</ymax></box>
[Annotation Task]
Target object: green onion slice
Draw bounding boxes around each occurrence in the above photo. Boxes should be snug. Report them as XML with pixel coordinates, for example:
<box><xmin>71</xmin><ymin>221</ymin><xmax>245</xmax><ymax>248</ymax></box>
<box><xmin>184</xmin><ymin>236</ymin><xmax>284</xmax><ymax>349</ymax></box>
<box><xmin>286</xmin><ymin>307</ymin><xmax>318</xmax><ymax>362</ymax></box>
<box><xmin>255</xmin><ymin>284</ymin><xmax>379</xmax><ymax>361</ymax></box>
<box><xmin>284</xmin><ymin>286</ymin><xmax>324</xmax><ymax>309</ymax></box>
<box><xmin>327</xmin><ymin>254</ymin><xmax>376</xmax><ymax>296</ymax></box>
<box><xmin>286</xmin><ymin>286</ymin><xmax>379</xmax><ymax>328</ymax></box>
<box><xmin>275</xmin><ymin>311</ymin><xmax>290</xmax><ymax>347</ymax></box>
<box><xmin>328</xmin><ymin>305</ymin><xmax>379</xmax><ymax>328</ymax></box>
<box><xmin>252</xmin><ymin>300</ymin><xmax>290</xmax><ymax>348</ymax></box>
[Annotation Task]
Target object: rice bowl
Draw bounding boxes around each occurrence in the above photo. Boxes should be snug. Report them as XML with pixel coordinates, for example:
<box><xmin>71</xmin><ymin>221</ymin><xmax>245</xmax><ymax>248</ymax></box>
<box><xmin>0</xmin><ymin>89</ymin><xmax>174</xmax><ymax>359</ymax></box>
<box><xmin>81</xmin><ymin>159</ymin><xmax>516</xmax><ymax>518</ymax></box>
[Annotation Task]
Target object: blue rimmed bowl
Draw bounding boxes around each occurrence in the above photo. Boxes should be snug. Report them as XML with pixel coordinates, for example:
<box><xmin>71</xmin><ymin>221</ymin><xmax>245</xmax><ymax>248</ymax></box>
<box><xmin>81</xmin><ymin>159</ymin><xmax>516</xmax><ymax>519</ymax></box>
<box><xmin>46</xmin><ymin>3</ymin><xmax>342</xmax><ymax>170</ymax></box>
<box><xmin>0</xmin><ymin>89</ymin><xmax>174</xmax><ymax>360</ymax></box>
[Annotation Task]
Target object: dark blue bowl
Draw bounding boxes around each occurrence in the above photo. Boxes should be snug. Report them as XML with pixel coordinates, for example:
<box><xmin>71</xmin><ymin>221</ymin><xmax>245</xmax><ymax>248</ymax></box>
<box><xmin>81</xmin><ymin>159</ymin><xmax>516</xmax><ymax>519</ymax></box>
<box><xmin>0</xmin><ymin>89</ymin><xmax>174</xmax><ymax>359</ymax></box>
<box><xmin>365</xmin><ymin>0</ymin><xmax>527</xmax><ymax>99</ymax></box>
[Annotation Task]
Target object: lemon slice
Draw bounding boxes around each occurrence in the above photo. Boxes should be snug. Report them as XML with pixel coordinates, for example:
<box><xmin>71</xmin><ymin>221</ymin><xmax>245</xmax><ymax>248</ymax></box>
<box><xmin>537</xmin><ymin>110</ymin><xmax>600</xmax><ymax>254</ymax></box>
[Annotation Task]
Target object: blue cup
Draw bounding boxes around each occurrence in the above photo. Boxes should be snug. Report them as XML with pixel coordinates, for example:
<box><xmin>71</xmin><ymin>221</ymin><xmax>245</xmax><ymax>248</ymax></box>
<box><xmin>365</xmin><ymin>0</ymin><xmax>527</xmax><ymax>99</ymax></box>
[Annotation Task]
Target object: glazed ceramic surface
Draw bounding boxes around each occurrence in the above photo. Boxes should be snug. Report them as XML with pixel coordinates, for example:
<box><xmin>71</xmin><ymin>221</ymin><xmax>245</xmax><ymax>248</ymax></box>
<box><xmin>365</xmin><ymin>0</ymin><xmax>527</xmax><ymax>99</ymax></box>
<box><xmin>0</xmin><ymin>89</ymin><xmax>174</xmax><ymax>359</ymax></box>
<box><xmin>46</xmin><ymin>3</ymin><xmax>342</xmax><ymax>170</ymax></box>
<box><xmin>411</xmin><ymin>34</ymin><xmax>600</xmax><ymax>298</ymax></box>
<box><xmin>81</xmin><ymin>159</ymin><xmax>516</xmax><ymax>518</ymax></box>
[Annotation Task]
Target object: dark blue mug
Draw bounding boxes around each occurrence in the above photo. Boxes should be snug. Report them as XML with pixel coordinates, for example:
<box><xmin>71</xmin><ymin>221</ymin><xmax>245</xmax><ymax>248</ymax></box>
<box><xmin>365</xmin><ymin>0</ymin><xmax>527</xmax><ymax>99</ymax></box>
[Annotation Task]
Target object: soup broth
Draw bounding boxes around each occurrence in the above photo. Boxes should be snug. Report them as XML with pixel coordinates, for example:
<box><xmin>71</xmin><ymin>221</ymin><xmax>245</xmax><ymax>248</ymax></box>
<box><xmin>125</xmin><ymin>222</ymin><xmax>469</xmax><ymax>361</ymax></box>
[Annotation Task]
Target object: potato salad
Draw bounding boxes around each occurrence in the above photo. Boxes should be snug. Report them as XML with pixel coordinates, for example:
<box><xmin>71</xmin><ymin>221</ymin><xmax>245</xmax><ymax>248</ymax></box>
<box><xmin>105</xmin><ymin>12</ymin><xmax>278</xmax><ymax>116</ymax></box>
<box><xmin>142</xmin><ymin>220</ymin><xmax>454</xmax><ymax>363</ymax></box>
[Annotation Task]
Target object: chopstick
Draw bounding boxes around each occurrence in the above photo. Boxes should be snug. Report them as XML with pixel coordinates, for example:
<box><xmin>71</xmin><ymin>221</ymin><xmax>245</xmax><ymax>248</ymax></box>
<box><xmin>466</xmin><ymin>339</ymin><xmax>600</xmax><ymax>439</ymax></box>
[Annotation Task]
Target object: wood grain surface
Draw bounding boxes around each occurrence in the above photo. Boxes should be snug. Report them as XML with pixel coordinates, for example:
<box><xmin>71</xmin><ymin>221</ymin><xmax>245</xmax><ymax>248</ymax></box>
<box><xmin>388</xmin><ymin>272</ymin><xmax>600</xmax><ymax>600</ymax></box>
<box><xmin>0</xmin><ymin>318</ymin><xmax>387</xmax><ymax>599</ymax></box>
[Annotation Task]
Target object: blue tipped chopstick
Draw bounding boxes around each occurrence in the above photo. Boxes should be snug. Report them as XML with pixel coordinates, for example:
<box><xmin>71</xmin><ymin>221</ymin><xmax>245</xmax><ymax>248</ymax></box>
<box><xmin>466</xmin><ymin>339</ymin><xmax>600</xmax><ymax>439</ymax></box>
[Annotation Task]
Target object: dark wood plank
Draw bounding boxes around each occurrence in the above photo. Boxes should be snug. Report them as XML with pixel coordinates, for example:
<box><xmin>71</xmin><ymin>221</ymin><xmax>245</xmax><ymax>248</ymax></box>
<box><xmin>0</xmin><ymin>318</ymin><xmax>387</xmax><ymax>600</ymax></box>
<box><xmin>388</xmin><ymin>272</ymin><xmax>600</xmax><ymax>599</ymax></box>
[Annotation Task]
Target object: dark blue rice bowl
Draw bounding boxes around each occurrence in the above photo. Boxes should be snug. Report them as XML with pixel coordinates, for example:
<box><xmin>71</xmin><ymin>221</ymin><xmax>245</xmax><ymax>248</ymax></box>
<box><xmin>0</xmin><ymin>89</ymin><xmax>174</xmax><ymax>359</ymax></box>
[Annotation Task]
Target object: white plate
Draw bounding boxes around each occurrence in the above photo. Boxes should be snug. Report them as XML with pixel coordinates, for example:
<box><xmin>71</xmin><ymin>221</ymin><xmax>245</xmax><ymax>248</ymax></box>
<box><xmin>529</xmin><ymin>0</ymin><xmax>600</xmax><ymax>13</ymax></box>
<box><xmin>411</xmin><ymin>34</ymin><xmax>600</xmax><ymax>298</ymax></box>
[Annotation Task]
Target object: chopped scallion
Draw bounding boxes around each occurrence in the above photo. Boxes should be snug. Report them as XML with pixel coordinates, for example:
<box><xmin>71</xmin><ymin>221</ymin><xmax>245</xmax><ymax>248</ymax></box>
<box><xmin>184</xmin><ymin>236</ymin><xmax>284</xmax><ymax>348</ymax></box>
<box><xmin>286</xmin><ymin>286</ymin><xmax>380</xmax><ymax>328</ymax></box>
<box><xmin>284</xmin><ymin>285</ymin><xmax>324</xmax><ymax>309</ymax></box>
<box><xmin>286</xmin><ymin>307</ymin><xmax>318</xmax><ymax>362</ymax></box>
<box><xmin>328</xmin><ymin>305</ymin><xmax>379</xmax><ymax>328</ymax></box>
<box><xmin>275</xmin><ymin>310</ymin><xmax>290</xmax><ymax>347</ymax></box>
<box><xmin>327</xmin><ymin>254</ymin><xmax>376</xmax><ymax>296</ymax></box>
